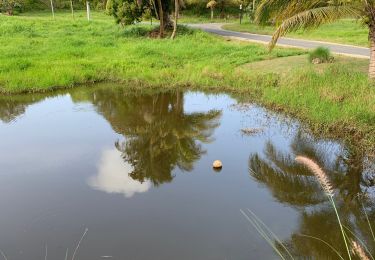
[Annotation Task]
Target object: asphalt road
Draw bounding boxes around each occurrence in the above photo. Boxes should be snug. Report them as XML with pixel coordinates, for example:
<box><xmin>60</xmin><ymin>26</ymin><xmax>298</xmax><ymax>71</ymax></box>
<box><xmin>190</xmin><ymin>23</ymin><xmax>370</xmax><ymax>58</ymax></box>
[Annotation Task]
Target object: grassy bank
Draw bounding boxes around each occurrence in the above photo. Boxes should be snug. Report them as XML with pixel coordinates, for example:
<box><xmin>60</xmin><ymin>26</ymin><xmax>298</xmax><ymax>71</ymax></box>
<box><xmin>0</xmin><ymin>12</ymin><xmax>374</xmax><ymax>153</ymax></box>
<box><xmin>0</xmin><ymin>11</ymin><xmax>301</xmax><ymax>93</ymax></box>
<box><xmin>223</xmin><ymin>19</ymin><xmax>369</xmax><ymax>47</ymax></box>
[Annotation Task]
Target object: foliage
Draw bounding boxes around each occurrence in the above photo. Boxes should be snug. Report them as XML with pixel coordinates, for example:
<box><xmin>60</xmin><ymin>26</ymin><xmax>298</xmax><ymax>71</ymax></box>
<box><xmin>108</xmin><ymin>0</ymin><xmax>143</xmax><ymax>25</ymax></box>
<box><xmin>206</xmin><ymin>0</ymin><xmax>216</xmax><ymax>8</ymax></box>
<box><xmin>254</xmin><ymin>0</ymin><xmax>365</xmax><ymax>50</ymax></box>
<box><xmin>308</xmin><ymin>47</ymin><xmax>332</xmax><ymax>63</ymax></box>
<box><xmin>185</xmin><ymin>0</ymin><xmax>251</xmax><ymax>15</ymax></box>
<box><xmin>254</xmin><ymin>0</ymin><xmax>375</xmax><ymax>77</ymax></box>
<box><xmin>0</xmin><ymin>0</ymin><xmax>23</xmax><ymax>15</ymax></box>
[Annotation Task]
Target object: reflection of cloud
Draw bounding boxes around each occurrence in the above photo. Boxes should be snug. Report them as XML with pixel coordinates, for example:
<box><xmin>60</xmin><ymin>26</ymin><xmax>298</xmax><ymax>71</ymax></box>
<box><xmin>88</xmin><ymin>149</ymin><xmax>151</xmax><ymax>198</ymax></box>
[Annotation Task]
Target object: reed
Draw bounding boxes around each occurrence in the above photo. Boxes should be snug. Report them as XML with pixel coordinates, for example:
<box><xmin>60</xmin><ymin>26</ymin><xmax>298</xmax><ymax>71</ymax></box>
<box><xmin>295</xmin><ymin>156</ymin><xmax>333</xmax><ymax>196</ymax></box>
<box><xmin>295</xmin><ymin>155</ymin><xmax>351</xmax><ymax>260</ymax></box>
<box><xmin>352</xmin><ymin>240</ymin><xmax>370</xmax><ymax>260</ymax></box>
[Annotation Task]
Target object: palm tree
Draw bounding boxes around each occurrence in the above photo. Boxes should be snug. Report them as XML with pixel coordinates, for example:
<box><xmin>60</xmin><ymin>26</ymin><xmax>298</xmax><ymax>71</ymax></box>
<box><xmin>207</xmin><ymin>0</ymin><xmax>217</xmax><ymax>20</ymax></box>
<box><xmin>255</xmin><ymin>0</ymin><xmax>375</xmax><ymax>78</ymax></box>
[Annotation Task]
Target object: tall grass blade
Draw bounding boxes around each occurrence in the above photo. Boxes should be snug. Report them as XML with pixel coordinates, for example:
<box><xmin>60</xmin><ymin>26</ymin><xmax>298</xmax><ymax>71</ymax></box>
<box><xmin>71</xmin><ymin>228</ymin><xmax>88</xmax><ymax>260</ymax></box>
<box><xmin>343</xmin><ymin>225</ymin><xmax>374</xmax><ymax>260</ymax></box>
<box><xmin>362</xmin><ymin>201</ymin><xmax>375</xmax><ymax>244</ymax></box>
<box><xmin>246</xmin><ymin>209</ymin><xmax>294</xmax><ymax>260</ymax></box>
<box><xmin>296</xmin><ymin>234</ymin><xmax>344</xmax><ymax>260</ymax></box>
<box><xmin>328</xmin><ymin>193</ymin><xmax>352</xmax><ymax>260</ymax></box>
<box><xmin>240</xmin><ymin>209</ymin><xmax>287</xmax><ymax>260</ymax></box>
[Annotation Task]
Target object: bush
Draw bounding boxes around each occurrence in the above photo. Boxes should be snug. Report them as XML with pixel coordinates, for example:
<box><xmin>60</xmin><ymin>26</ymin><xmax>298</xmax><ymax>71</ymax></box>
<box><xmin>308</xmin><ymin>47</ymin><xmax>333</xmax><ymax>64</ymax></box>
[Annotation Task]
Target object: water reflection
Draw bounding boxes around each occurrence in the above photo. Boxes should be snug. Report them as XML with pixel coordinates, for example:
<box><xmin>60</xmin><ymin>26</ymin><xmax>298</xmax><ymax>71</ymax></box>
<box><xmin>71</xmin><ymin>88</ymin><xmax>221</xmax><ymax>186</ymax></box>
<box><xmin>1</xmin><ymin>85</ymin><xmax>374</xmax><ymax>259</ymax></box>
<box><xmin>249</xmin><ymin>130</ymin><xmax>375</xmax><ymax>258</ymax></box>
<box><xmin>0</xmin><ymin>94</ymin><xmax>52</xmax><ymax>123</ymax></box>
<box><xmin>88</xmin><ymin>148</ymin><xmax>151</xmax><ymax>198</ymax></box>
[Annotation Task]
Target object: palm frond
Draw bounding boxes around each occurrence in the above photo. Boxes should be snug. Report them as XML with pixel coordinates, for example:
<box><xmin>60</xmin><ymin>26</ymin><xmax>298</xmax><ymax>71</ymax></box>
<box><xmin>269</xmin><ymin>5</ymin><xmax>360</xmax><ymax>50</ymax></box>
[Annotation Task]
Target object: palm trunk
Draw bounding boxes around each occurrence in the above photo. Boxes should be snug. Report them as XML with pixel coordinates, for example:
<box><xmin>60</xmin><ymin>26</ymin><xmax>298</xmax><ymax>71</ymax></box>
<box><xmin>369</xmin><ymin>26</ymin><xmax>375</xmax><ymax>79</ymax></box>
<box><xmin>156</xmin><ymin>0</ymin><xmax>164</xmax><ymax>37</ymax></box>
<box><xmin>171</xmin><ymin>0</ymin><xmax>179</xmax><ymax>39</ymax></box>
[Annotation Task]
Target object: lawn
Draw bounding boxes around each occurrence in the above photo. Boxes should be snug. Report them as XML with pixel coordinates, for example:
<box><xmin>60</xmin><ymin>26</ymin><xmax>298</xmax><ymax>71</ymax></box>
<box><xmin>0</xmin><ymin>10</ymin><xmax>301</xmax><ymax>93</ymax></box>
<box><xmin>0</xmin><ymin>11</ymin><xmax>374</xmax><ymax>153</ymax></box>
<box><xmin>223</xmin><ymin>19</ymin><xmax>369</xmax><ymax>47</ymax></box>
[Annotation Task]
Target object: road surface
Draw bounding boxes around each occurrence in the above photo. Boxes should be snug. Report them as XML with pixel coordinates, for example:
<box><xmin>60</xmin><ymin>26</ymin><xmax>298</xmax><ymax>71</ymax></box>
<box><xmin>190</xmin><ymin>23</ymin><xmax>370</xmax><ymax>58</ymax></box>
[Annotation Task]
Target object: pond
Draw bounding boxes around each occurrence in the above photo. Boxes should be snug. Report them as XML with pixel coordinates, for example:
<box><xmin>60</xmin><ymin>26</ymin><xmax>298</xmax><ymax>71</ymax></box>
<box><xmin>0</xmin><ymin>85</ymin><xmax>373</xmax><ymax>260</ymax></box>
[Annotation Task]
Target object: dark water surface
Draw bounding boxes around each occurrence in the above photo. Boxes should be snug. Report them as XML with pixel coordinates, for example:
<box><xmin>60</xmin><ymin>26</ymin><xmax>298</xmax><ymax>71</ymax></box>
<box><xmin>0</xmin><ymin>85</ymin><xmax>374</xmax><ymax>260</ymax></box>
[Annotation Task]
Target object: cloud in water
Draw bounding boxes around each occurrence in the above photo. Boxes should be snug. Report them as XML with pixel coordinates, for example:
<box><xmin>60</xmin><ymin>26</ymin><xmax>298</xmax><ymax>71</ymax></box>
<box><xmin>88</xmin><ymin>149</ymin><xmax>151</xmax><ymax>198</ymax></box>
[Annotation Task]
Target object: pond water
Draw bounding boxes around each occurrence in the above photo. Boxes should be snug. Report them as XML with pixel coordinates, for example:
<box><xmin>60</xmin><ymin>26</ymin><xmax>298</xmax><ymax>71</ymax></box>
<box><xmin>0</xmin><ymin>85</ymin><xmax>374</xmax><ymax>260</ymax></box>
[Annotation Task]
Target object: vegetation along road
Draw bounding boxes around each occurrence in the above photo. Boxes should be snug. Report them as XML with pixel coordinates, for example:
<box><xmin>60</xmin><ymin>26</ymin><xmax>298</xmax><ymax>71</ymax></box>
<box><xmin>193</xmin><ymin>23</ymin><xmax>370</xmax><ymax>58</ymax></box>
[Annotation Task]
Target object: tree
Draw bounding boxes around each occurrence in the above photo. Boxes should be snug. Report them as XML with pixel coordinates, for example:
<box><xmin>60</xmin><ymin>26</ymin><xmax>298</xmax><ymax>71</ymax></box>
<box><xmin>255</xmin><ymin>0</ymin><xmax>375</xmax><ymax>79</ymax></box>
<box><xmin>0</xmin><ymin>0</ymin><xmax>23</xmax><ymax>15</ymax></box>
<box><xmin>171</xmin><ymin>0</ymin><xmax>179</xmax><ymax>39</ymax></box>
<box><xmin>206</xmin><ymin>0</ymin><xmax>216</xmax><ymax>20</ymax></box>
<box><xmin>109</xmin><ymin>0</ymin><xmax>173</xmax><ymax>37</ymax></box>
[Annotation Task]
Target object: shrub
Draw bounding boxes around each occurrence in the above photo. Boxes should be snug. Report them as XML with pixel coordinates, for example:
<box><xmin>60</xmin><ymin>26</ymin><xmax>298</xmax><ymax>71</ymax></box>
<box><xmin>308</xmin><ymin>47</ymin><xmax>333</xmax><ymax>64</ymax></box>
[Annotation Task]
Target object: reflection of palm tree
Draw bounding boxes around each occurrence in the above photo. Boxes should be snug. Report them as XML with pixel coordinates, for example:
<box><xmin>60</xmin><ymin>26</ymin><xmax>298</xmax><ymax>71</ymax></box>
<box><xmin>71</xmin><ymin>88</ymin><xmax>221</xmax><ymax>186</ymax></box>
<box><xmin>249</xmin><ymin>139</ymin><xmax>326</xmax><ymax>207</ymax></box>
<box><xmin>248</xmin><ymin>130</ymin><xmax>375</xmax><ymax>258</ymax></box>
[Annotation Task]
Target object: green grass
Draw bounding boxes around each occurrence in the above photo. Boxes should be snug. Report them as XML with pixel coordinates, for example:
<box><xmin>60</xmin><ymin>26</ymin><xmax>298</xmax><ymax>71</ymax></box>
<box><xmin>0</xmin><ymin>10</ymin><xmax>302</xmax><ymax>93</ymax></box>
<box><xmin>223</xmin><ymin>19</ymin><xmax>369</xmax><ymax>47</ymax></box>
<box><xmin>0</xmin><ymin>11</ymin><xmax>374</xmax><ymax>153</ymax></box>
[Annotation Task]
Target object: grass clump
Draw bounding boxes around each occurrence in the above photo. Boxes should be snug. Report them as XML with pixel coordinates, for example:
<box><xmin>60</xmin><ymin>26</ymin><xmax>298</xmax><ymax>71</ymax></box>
<box><xmin>308</xmin><ymin>47</ymin><xmax>333</xmax><ymax>64</ymax></box>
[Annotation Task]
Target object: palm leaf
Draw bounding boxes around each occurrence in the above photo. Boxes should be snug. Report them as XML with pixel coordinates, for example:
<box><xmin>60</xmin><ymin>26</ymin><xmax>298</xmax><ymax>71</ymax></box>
<box><xmin>269</xmin><ymin>5</ymin><xmax>360</xmax><ymax>50</ymax></box>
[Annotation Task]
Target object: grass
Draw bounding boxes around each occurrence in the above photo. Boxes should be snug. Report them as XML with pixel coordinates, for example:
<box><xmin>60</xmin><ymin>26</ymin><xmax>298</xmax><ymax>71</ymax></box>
<box><xmin>223</xmin><ymin>19</ymin><xmax>369</xmax><ymax>47</ymax></box>
<box><xmin>0</xmin><ymin>10</ymin><xmax>301</xmax><ymax>93</ymax></box>
<box><xmin>0</xmin><ymin>11</ymin><xmax>374</xmax><ymax>153</ymax></box>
